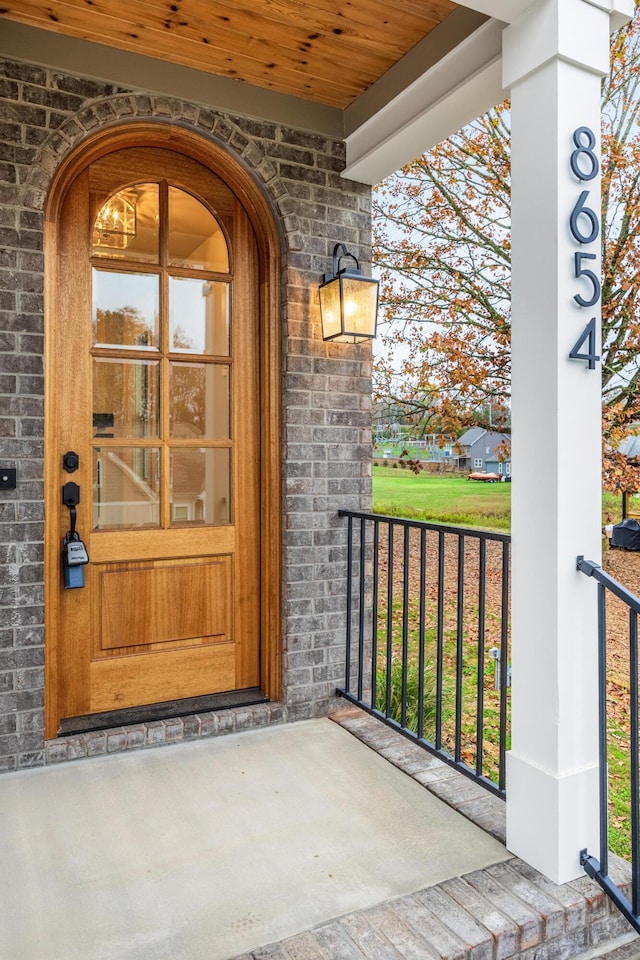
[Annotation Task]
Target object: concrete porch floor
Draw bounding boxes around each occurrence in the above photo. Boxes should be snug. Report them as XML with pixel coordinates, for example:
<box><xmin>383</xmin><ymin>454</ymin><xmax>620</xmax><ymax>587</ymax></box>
<box><xmin>0</xmin><ymin>709</ymin><xmax>638</xmax><ymax>960</ymax></box>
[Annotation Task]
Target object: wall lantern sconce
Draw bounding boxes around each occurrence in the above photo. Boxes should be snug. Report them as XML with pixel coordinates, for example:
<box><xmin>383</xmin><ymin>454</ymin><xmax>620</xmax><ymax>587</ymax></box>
<box><xmin>319</xmin><ymin>243</ymin><xmax>379</xmax><ymax>343</ymax></box>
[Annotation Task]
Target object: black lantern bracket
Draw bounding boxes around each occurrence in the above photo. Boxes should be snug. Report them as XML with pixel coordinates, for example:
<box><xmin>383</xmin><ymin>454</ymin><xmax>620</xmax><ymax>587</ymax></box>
<box><xmin>321</xmin><ymin>243</ymin><xmax>361</xmax><ymax>284</ymax></box>
<box><xmin>318</xmin><ymin>242</ymin><xmax>379</xmax><ymax>343</ymax></box>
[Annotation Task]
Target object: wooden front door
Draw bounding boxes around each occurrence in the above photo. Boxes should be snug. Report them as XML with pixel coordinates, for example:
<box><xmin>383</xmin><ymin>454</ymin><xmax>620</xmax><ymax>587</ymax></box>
<box><xmin>46</xmin><ymin>145</ymin><xmax>261</xmax><ymax>734</ymax></box>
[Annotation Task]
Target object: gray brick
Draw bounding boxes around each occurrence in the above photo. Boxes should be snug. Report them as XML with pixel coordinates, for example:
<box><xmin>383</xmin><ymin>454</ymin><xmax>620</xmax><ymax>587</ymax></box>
<box><xmin>164</xmin><ymin>718</ymin><xmax>184</xmax><ymax>742</ymax></box>
<box><xmin>393</xmin><ymin>896</ymin><xmax>468</xmax><ymax>960</ymax></box>
<box><xmin>45</xmin><ymin>741</ymin><xmax>68</xmax><ymax>763</ymax></box>
<box><xmin>464</xmin><ymin>867</ymin><xmax>542</xmax><ymax>950</ymax></box>
<box><xmin>19</xmin><ymin>750</ymin><xmax>44</xmax><ymax>767</ymax></box>
<box><xmin>180</xmin><ymin>715</ymin><xmax>200</xmax><ymax>739</ymax></box>
<box><xmin>339</xmin><ymin>913</ymin><xmax>405</xmax><ymax>959</ymax></box>
<box><xmin>65</xmin><ymin>737</ymin><xmax>87</xmax><ymax>760</ymax></box>
<box><xmin>566</xmin><ymin>875</ymin><xmax>609</xmax><ymax>920</ymax></box>
<box><xmin>589</xmin><ymin>912</ymin><xmax>637</xmax><ymax>946</ymax></box>
<box><xmin>364</xmin><ymin>903</ymin><xmax>440</xmax><ymax>960</ymax></box>
<box><xmin>276</xmin><ymin>931</ymin><xmax>326</xmax><ymax>959</ymax></box>
<box><xmin>440</xmin><ymin>877</ymin><xmax>519</xmax><ymax>959</ymax></box>
<box><xmin>106</xmin><ymin>730</ymin><xmax>127</xmax><ymax>752</ymax></box>
<box><xmin>314</xmin><ymin>922</ymin><xmax>367</xmax><ymax>959</ymax></box>
<box><xmin>126</xmin><ymin>725</ymin><xmax>146</xmax><ymax>749</ymax></box>
<box><xmin>86</xmin><ymin>732</ymin><xmax>107</xmax><ymax>756</ymax></box>
<box><xmin>484</xmin><ymin>862</ymin><xmax>565</xmax><ymax>940</ymax></box>
<box><xmin>145</xmin><ymin>721</ymin><xmax>166</xmax><ymax>745</ymax></box>
<box><xmin>251</xmin><ymin>945</ymin><xmax>289</xmax><ymax>959</ymax></box>
<box><xmin>17</xmin><ymin>709</ymin><xmax>42</xmax><ymax>733</ymax></box>
<box><xmin>0</xmin><ymin>713</ymin><xmax>16</xmax><ymax>734</ymax></box>
<box><xmin>416</xmin><ymin>886</ymin><xmax>494</xmax><ymax>960</ymax></box>
<box><xmin>517</xmin><ymin>929</ymin><xmax>588</xmax><ymax>959</ymax></box>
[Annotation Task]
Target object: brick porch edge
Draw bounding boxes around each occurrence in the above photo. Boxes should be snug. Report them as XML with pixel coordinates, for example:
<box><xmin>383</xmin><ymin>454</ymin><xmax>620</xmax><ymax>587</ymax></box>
<box><xmin>229</xmin><ymin>706</ymin><xmax>640</xmax><ymax>960</ymax></box>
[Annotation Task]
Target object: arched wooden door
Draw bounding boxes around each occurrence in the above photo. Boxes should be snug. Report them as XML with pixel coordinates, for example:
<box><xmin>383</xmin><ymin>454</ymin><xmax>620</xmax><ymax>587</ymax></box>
<box><xmin>45</xmin><ymin>144</ymin><xmax>265</xmax><ymax>735</ymax></box>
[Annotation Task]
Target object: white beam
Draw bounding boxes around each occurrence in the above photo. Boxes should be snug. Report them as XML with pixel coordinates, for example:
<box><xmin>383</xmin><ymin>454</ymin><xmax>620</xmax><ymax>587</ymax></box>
<box><xmin>583</xmin><ymin>0</ymin><xmax>636</xmax><ymax>31</ymax></box>
<box><xmin>455</xmin><ymin>0</ymin><xmax>536</xmax><ymax>23</ymax></box>
<box><xmin>458</xmin><ymin>0</ymin><xmax>633</xmax><ymax>28</ymax></box>
<box><xmin>342</xmin><ymin>20</ymin><xmax>504</xmax><ymax>185</ymax></box>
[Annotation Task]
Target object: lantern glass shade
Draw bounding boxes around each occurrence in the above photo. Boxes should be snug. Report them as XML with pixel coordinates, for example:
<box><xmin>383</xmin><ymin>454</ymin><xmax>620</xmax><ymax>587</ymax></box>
<box><xmin>319</xmin><ymin>272</ymin><xmax>378</xmax><ymax>343</ymax></box>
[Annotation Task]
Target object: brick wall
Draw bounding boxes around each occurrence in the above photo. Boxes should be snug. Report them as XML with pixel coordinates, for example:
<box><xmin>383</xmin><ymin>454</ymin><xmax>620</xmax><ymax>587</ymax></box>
<box><xmin>0</xmin><ymin>57</ymin><xmax>373</xmax><ymax>771</ymax></box>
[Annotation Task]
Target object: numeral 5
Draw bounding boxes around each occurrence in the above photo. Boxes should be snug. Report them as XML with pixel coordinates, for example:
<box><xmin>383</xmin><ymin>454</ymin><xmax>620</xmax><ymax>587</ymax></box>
<box><xmin>574</xmin><ymin>252</ymin><xmax>601</xmax><ymax>308</ymax></box>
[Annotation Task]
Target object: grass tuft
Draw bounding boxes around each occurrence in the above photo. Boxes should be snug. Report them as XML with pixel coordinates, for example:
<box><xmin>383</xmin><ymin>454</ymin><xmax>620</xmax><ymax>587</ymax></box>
<box><xmin>376</xmin><ymin>658</ymin><xmax>437</xmax><ymax>734</ymax></box>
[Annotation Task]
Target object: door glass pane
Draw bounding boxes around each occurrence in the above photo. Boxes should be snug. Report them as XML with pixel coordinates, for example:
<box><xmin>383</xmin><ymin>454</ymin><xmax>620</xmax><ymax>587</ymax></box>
<box><xmin>93</xmin><ymin>269</ymin><xmax>159</xmax><ymax>349</ymax></box>
<box><xmin>92</xmin><ymin>183</ymin><xmax>159</xmax><ymax>263</ymax></box>
<box><xmin>93</xmin><ymin>358</ymin><xmax>160</xmax><ymax>439</ymax></box>
<box><xmin>168</xmin><ymin>187</ymin><xmax>229</xmax><ymax>272</ymax></box>
<box><xmin>170</xmin><ymin>448</ymin><xmax>230</xmax><ymax>526</ymax></box>
<box><xmin>169</xmin><ymin>278</ymin><xmax>229</xmax><ymax>355</ymax></box>
<box><xmin>170</xmin><ymin>362</ymin><xmax>229</xmax><ymax>439</ymax></box>
<box><xmin>93</xmin><ymin>447</ymin><xmax>160</xmax><ymax>530</ymax></box>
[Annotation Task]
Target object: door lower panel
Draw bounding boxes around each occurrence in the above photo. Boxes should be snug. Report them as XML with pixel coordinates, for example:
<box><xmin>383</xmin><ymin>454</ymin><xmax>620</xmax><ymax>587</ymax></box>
<box><xmin>89</xmin><ymin>643</ymin><xmax>236</xmax><ymax>713</ymax></box>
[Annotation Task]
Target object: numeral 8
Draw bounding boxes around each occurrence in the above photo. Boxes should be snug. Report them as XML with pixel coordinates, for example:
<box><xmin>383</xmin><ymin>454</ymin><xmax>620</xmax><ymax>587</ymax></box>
<box><xmin>570</xmin><ymin>126</ymin><xmax>599</xmax><ymax>182</ymax></box>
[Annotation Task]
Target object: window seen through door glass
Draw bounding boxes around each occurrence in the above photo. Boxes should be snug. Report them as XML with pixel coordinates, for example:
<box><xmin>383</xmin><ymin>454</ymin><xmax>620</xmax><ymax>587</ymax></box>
<box><xmin>168</xmin><ymin>187</ymin><xmax>229</xmax><ymax>272</ymax></box>
<box><xmin>169</xmin><ymin>362</ymin><xmax>229</xmax><ymax>439</ymax></box>
<box><xmin>92</xmin><ymin>182</ymin><xmax>159</xmax><ymax>263</ymax></box>
<box><xmin>93</xmin><ymin>358</ymin><xmax>160</xmax><ymax>439</ymax></box>
<box><xmin>93</xmin><ymin>447</ymin><xmax>161</xmax><ymax>530</ymax></box>
<box><xmin>169</xmin><ymin>278</ymin><xmax>229</xmax><ymax>354</ymax></box>
<box><xmin>92</xmin><ymin>269</ymin><xmax>159</xmax><ymax>349</ymax></box>
<box><xmin>170</xmin><ymin>448</ymin><xmax>230</xmax><ymax>526</ymax></box>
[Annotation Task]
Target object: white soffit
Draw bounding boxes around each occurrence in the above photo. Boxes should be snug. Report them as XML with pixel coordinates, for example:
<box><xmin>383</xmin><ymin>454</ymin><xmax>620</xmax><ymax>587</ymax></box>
<box><xmin>342</xmin><ymin>19</ymin><xmax>505</xmax><ymax>186</ymax></box>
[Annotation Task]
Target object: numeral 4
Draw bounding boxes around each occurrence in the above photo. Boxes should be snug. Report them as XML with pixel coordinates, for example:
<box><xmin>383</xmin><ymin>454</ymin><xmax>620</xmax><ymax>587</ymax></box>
<box><xmin>569</xmin><ymin>317</ymin><xmax>600</xmax><ymax>370</ymax></box>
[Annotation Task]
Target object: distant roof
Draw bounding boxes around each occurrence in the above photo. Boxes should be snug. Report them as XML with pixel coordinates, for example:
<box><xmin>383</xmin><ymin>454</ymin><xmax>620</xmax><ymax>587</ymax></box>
<box><xmin>457</xmin><ymin>427</ymin><xmax>487</xmax><ymax>446</ymax></box>
<box><xmin>619</xmin><ymin>435</ymin><xmax>640</xmax><ymax>459</ymax></box>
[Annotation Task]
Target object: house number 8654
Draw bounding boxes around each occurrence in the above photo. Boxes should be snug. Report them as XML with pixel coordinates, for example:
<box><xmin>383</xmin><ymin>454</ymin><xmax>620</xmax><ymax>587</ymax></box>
<box><xmin>568</xmin><ymin>126</ymin><xmax>601</xmax><ymax>370</ymax></box>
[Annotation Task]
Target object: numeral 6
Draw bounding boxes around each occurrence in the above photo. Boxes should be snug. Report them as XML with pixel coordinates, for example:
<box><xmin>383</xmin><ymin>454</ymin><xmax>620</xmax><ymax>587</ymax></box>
<box><xmin>570</xmin><ymin>191</ymin><xmax>599</xmax><ymax>245</ymax></box>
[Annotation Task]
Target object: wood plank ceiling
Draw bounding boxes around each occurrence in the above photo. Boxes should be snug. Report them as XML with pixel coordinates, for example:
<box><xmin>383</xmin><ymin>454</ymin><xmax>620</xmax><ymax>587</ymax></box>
<box><xmin>0</xmin><ymin>0</ymin><xmax>458</xmax><ymax>108</ymax></box>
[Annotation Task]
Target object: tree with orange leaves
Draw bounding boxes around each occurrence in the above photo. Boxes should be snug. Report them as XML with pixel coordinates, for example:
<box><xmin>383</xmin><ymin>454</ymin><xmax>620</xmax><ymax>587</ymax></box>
<box><xmin>373</xmin><ymin>11</ymin><xmax>640</xmax><ymax>491</ymax></box>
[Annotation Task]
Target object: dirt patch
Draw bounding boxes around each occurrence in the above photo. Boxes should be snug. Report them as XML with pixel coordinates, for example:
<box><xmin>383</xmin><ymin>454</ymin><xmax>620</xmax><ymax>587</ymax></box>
<box><xmin>372</xmin><ymin>528</ymin><xmax>640</xmax><ymax>792</ymax></box>
<box><xmin>369</xmin><ymin>525</ymin><xmax>639</xmax><ymax>855</ymax></box>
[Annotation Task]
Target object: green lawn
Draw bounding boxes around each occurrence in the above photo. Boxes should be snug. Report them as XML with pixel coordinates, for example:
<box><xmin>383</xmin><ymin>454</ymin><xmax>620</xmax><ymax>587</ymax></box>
<box><xmin>373</xmin><ymin>466</ymin><xmax>511</xmax><ymax>530</ymax></box>
<box><xmin>373</xmin><ymin>465</ymin><xmax>624</xmax><ymax>531</ymax></box>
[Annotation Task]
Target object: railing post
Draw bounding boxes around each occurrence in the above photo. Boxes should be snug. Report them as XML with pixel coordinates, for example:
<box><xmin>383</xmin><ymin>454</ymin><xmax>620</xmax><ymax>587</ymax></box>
<box><xmin>357</xmin><ymin>518</ymin><xmax>366</xmax><ymax>701</ymax></box>
<box><xmin>630</xmin><ymin>609</ymin><xmax>639</xmax><ymax>914</ymax></box>
<box><xmin>597</xmin><ymin>583</ymin><xmax>608</xmax><ymax>879</ymax></box>
<box><xmin>436</xmin><ymin>529</ymin><xmax>445</xmax><ymax>752</ymax></box>
<box><xmin>476</xmin><ymin>539</ymin><xmax>487</xmax><ymax>779</ymax></box>
<box><xmin>344</xmin><ymin>513</ymin><xmax>354</xmax><ymax>694</ymax></box>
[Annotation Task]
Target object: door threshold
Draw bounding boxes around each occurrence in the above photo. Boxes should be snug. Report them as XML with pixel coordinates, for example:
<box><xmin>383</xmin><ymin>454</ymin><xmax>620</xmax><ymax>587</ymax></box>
<box><xmin>58</xmin><ymin>688</ymin><xmax>269</xmax><ymax>736</ymax></box>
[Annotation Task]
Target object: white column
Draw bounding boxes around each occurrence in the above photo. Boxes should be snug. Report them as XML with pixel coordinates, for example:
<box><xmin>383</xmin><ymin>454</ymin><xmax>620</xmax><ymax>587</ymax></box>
<box><xmin>505</xmin><ymin>0</ymin><xmax>632</xmax><ymax>884</ymax></box>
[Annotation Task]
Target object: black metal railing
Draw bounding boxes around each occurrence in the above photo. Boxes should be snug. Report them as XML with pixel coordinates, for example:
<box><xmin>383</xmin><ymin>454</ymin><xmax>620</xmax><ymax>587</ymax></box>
<box><xmin>337</xmin><ymin>510</ymin><xmax>511</xmax><ymax>797</ymax></box>
<box><xmin>577</xmin><ymin>555</ymin><xmax>640</xmax><ymax>934</ymax></box>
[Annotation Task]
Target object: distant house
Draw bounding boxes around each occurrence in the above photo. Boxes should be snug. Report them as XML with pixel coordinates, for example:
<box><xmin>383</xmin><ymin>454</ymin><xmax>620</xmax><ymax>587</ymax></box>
<box><xmin>618</xmin><ymin>435</ymin><xmax>640</xmax><ymax>460</ymax></box>
<box><xmin>617</xmin><ymin>435</ymin><xmax>640</xmax><ymax>518</ymax></box>
<box><xmin>457</xmin><ymin>428</ymin><xmax>511</xmax><ymax>477</ymax></box>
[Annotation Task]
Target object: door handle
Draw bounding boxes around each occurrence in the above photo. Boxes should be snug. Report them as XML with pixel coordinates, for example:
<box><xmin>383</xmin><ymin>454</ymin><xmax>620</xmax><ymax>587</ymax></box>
<box><xmin>62</xmin><ymin>481</ymin><xmax>89</xmax><ymax>588</ymax></box>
